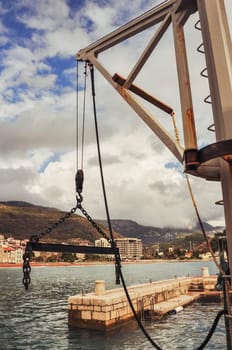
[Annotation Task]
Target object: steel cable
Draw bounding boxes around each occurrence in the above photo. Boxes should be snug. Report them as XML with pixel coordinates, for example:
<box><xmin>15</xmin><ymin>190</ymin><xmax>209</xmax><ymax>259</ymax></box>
<box><xmin>89</xmin><ymin>62</ymin><xmax>162</xmax><ymax>350</ymax></box>
<box><xmin>195</xmin><ymin>309</ymin><xmax>226</xmax><ymax>350</ymax></box>
<box><xmin>88</xmin><ymin>63</ymin><xmax>226</xmax><ymax>350</ymax></box>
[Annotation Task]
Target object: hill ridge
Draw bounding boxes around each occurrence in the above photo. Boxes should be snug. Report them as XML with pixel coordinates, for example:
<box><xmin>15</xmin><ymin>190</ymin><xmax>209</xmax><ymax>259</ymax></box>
<box><xmin>0</xmin><ymin>201</ymin><xmax>223</xmax><ymax>245</ymax></box>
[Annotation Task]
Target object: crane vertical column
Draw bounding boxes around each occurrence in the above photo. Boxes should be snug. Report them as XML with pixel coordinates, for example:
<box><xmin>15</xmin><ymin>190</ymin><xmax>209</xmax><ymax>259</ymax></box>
<box><xmin>172</xmin><ymin>10</ymin><xmax>198</xmax><ymax>170</ymax></box>
<box><xmin>197</xmin><ymin>0</ymin><xmax>232</xmax><ymax>348</ymax></box>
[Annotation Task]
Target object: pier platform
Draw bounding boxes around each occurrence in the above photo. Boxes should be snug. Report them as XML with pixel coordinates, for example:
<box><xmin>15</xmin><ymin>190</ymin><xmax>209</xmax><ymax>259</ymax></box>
<box><xmin>68</xmin><ymin>268</ymin><xmax>220</xmax><ymax>330</ymax></box>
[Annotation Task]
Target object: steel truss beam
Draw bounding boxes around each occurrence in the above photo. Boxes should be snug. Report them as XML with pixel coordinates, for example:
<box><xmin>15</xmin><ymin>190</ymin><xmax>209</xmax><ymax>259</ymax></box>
<box><xmin>28</xmin><ymin>242</ymin><xmax>118</xmax><ymax>255</ymax></box>
<box><xmin>76</xmin><ymin>1</ymin><xmax>232</xmax><ymax>346</ymax></box>
<box><xmin>76</xmin><ymin>0</ymin><xmax>232</xmax><ymax>181</ymax></box>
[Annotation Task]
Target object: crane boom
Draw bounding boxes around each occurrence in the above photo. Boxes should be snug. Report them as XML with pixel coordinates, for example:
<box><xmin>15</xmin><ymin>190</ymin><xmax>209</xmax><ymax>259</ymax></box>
<box><xmin>76</xmin><ymin>1</ymin><xmax>232</xmax><ymax>347</ymax></box>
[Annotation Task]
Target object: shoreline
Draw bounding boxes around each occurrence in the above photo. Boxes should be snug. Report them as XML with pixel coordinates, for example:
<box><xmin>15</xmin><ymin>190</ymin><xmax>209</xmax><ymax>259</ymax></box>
<box><xmin>0</xmin><ymin>258</ymin><xmax>214</xmax><ymax>268</ymax></box>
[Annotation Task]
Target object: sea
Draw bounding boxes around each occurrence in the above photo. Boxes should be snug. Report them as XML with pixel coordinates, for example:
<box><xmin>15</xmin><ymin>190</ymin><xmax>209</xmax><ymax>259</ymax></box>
<box><xmin>0</xmin><ymin>261</ymin><xmax>226</xmax><ymax>350</ymax></box>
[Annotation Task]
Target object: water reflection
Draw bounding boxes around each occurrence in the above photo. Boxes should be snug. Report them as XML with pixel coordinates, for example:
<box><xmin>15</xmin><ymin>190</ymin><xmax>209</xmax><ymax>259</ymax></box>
<box><xmin>0</xmin><ymin>262</ymin><xmax>226</xmax><ymax>350</ymax></box>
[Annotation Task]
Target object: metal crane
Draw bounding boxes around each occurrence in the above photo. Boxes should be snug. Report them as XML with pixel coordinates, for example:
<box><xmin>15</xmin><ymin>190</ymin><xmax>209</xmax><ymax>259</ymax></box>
<box><xmin>76</xmin><ymin>0</ymin><xmax>232</xmax><ymax>347</ymax></box>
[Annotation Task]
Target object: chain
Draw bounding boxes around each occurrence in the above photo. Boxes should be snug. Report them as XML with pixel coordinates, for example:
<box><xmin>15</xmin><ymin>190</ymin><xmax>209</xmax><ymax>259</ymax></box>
<box><xmin>77</xmin><ymin>202</ymin><xmax>121</xmax><ymax>284</ymax></box>
<box><xmin>29</xmin><ymin>204</ymin><xmax>79</xmax><ymax>243</ymax></box>
<box><xmin>22</xmin><ymin>202</ymin><xmax>79</xmax><ymax>290</ymax></box>
<box><xmin>22</xmin><ymin>244</ymin><xmax>31</xmax><ymax>290</ymax></box>
<box><xmin>22</xmin><ymin>166</ymin><xmax>120</xmax><ymax>288</ymax></box>
<box><xmin>77</xmin><ymin>203</ymin><xmax>111</xmax><ymax>244</ymax></box>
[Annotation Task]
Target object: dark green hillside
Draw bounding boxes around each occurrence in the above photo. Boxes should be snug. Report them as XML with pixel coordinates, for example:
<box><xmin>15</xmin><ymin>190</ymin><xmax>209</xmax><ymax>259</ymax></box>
<box><xmin>0</xmin><ymin>201</ymin><xmax>118</xmax><ymax>243</ymax></box>
<box><xmin>0</xmin><ymin>201</ymin><xmax>223</xmax><ymax>246</ymax></box>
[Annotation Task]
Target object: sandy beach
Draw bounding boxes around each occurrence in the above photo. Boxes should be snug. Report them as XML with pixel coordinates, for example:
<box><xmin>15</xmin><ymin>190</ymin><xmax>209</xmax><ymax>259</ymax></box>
<box><xmin>0</xmin><ymin>261</ymin><xmax>114</xmax><ymax>268</ymax></box>
<box><xmin>0</xmin><ymin>258</ymin><xmax>211</xmax><ymax>268</ymax></box>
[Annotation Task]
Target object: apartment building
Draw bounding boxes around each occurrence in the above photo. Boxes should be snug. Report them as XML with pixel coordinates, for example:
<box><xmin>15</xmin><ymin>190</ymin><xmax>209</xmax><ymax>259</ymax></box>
<box><xmin>114</xmin><ymin>238</ymin><xmax>143</xmax><ymax>260</ymax></box>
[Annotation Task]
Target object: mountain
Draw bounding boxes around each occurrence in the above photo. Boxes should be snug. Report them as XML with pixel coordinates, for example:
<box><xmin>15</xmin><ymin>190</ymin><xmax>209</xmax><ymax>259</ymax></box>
<box><xmin>96</xmin><ymin>219</ymin><xmax>223</xmax><ymax>245</ymax></box>
<box><xmin>0</xmin><ymin>201</ymin><xmax>223</xmax><ymax>245</ymax></box>
<box><xmin>0</xmin><ymin>201</ymin><xmax>120</xmax><ymax>244</ymax></box>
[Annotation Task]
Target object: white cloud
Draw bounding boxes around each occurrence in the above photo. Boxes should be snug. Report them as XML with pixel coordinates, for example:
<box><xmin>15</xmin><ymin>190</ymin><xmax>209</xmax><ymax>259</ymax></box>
<box><xmin>0</xmin><ymin>0</ymin><xmax>230</xmax><ymax>230</ymax></box>
<box><xmin>18</xmin><ymin>0</ymin><xmax>70</xmax><ymax>31</ymax></box>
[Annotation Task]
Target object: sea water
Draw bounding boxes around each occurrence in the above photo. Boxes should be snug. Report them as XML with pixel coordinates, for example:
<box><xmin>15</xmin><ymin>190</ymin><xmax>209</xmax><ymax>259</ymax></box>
<box><xmin>0</xmin><ymin>261</ymin><xmax>226</xmax><ymax>349</ymax></box>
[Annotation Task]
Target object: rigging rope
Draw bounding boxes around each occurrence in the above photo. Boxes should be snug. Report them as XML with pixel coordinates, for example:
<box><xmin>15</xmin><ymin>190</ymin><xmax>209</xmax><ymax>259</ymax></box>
<box><xmin>185</xmin><ymin>173</ymin><xmax>224</xmax><ymax>275</ymax></box>
<box><xmin>22</xmin><ymin>60</ymin><xmax>226</xmax><ymax>349</ymax></box>
<box><xmin>76</xmin><ymin>61</ymin><xmax>87</xmax><ymax>171</ymax></box>
<box><xmin>75</xmin><ymin>62</ymin><xmax>88</xmax><ymax>197</ymax></box>
<box><xmin>196</xmin><ymin>309</ymin><xmax>226</xmax><ymax>350</ymax></box>
<box><xmin>76</xmin><ymin>60</ymin><xmax>79</xmax><ymax>171</ymax></box>
<box><xmin>170</xmin><ymin>112</ymin><xmax>228</xmax><ymax>349</ymax></box>
<box><xmin>170</xmin><ymin>112</ymin><xmax>224</xmax><ymax>275</ymax></box>
<box><xmin>88</xmin><ymin>62</ymin><xmax>162</xmax><ymax>350</ymax></box>
<box><xmin>171</xmin><ymin>112</ymin><xmax>180</xmax><ymax>143</ymax></box>
<box><xmin>86</xmin><ymin>63</ymin><xmax>226</xmax><ymax>350</ymax></box>
<box><xmin>81</xmin><ymin>62</ymin><xmax>88</xmax><ymax>170</ymax></box>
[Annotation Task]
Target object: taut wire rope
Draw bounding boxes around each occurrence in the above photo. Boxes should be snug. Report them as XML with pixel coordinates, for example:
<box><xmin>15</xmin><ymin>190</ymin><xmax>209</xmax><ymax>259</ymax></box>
<box><xmin>22</xmin><ymin>61</ymin><xmax>227</xmax><ymax>349</ymax></box>
<box><xmin>89</xmin><ymin>62</ymin><xmax>162</xmax><ymax>350</ymax></box>
<box><xmin>185</xmin><ymin>174</ymin><xmax>224</xmax><ymax>275</ymax></box>
<box><xmin>81</xmin><ymin>62</ymin><xmax>88</xmax><ymax>170</ymax></box>
<box><xmin>81</xmin><ymin>62</ymin><xmax>226</xmax><ymax>350</ymax></box>
<box><xmin>170</xmin><ymin>112</ymin><xmax>224</xmax><ymax>275</ymax></box>
<box><xmin>76</xmin><ymin>60</ymin><xmax>79</xmax><ymax>171</ymax></box>
<box><xmin>76</xmin><ymin>61</ymin><xmax>88</xmax><ymax>171</ymax></box>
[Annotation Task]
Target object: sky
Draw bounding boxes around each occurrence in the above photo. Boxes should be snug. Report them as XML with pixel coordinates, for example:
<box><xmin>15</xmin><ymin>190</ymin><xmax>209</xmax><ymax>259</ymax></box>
<box><xmin>0</xmin><ymin>0</ymin><xmax>231</xmax><ymax>229</ymax></box>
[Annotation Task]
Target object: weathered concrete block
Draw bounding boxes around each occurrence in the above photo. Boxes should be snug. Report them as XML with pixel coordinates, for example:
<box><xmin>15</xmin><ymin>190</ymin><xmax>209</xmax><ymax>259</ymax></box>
<box><xmin>110</xmin><ymin>306</ymin><xmax>131</xmax><ymax>320</ymax></box>
<box><xmin>81</xmin><ymin>310</ymin><xmax>92</xmax><ymax>320</ymax></box>
<box><xmin>76</xmin><ymin>305</ymin><xmax>89</xmax><ymax>311</ymax></box>
<box><xmin>93</xmin><ymin>305</ymin><xmax>101</xmax><ymax>312</ymax></box>
<box><xmin>92</xmin><ymin>298</ymin><xmax>108</xmax><ymax>306</ymax></box>
<box><xmin>101</xmin><ymin>305</ymin><xmax>113</xmax><ymax>312</ymax></box>
<box><xmin>92</xmin><ymin>311</ymin><xmax>110</xmax><ymax>321</ymax></box>
<box><xmin>82</xmin><ymin>297</ymin><xmax>95</xmax><ymax>306</ymax></box>
<box><xmin>68</xmin><ymin>275</ymin><xmax>218</xmax><ymax>330</ymax></box>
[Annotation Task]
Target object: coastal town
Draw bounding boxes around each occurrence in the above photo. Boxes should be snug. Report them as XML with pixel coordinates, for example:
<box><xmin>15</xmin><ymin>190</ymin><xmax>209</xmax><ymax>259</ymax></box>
<box><xmin>0</xmin><ymin>234</ymin><xmax>26</xmax><ymax>264</ymax></box>
<box><xmin>0</xmin><ymin>233</ymin><xmax>214</xmax><ymax>265</ymax></box>
<box><xmin>0</xmin><ymin>234</ymin><xmax>143</xmax><ymax>264</ymax></box>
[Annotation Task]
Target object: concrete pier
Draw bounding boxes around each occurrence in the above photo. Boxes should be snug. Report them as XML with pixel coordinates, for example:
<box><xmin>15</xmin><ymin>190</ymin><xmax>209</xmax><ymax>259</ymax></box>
<box><xmin>68</xmin><ymin>269</ymin><xmax>220</xmax><ymax>330</ymax></box>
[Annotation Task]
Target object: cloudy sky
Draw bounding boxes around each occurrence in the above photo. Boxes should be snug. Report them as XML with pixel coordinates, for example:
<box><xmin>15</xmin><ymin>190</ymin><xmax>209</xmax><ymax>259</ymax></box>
<box><xmin>0</xmin><ymin>0</ymin><xmax>231</xmax><ymax>229</ymax></box>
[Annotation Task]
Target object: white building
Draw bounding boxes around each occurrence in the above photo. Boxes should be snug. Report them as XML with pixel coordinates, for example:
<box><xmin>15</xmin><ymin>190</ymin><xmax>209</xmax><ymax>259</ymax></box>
<box><xmin>0</xmin><ymin>246</ymin><xmax>23</xmax><ymax>263</ymax></box>
<box><xmin>13</xmin><ymin>247</ymin><xmax>23</xmax><ymax>263</ymax></box>
<box><xmin>94</xmin><ymin>237</ymin><xmax>114</xmax><ymax>260</ymax></box>
<box><xmin>114</xmin><ymin>238</ymin><xmax>143</xmax><ymax>260</ymax></box>
<box><xmin>0</xmin><ymin>234</ymin><xmax>25</xmax><ymax>264</ymax></box>
<box><xmin>95</xmin><ymin>237</ymin><xmax>111</xmax><ymax>248</ymax></box>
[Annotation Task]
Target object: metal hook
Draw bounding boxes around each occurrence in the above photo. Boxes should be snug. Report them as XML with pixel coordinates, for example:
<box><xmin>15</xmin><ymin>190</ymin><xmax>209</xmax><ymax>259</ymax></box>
<box><xmin>76</xmin><ymin>192</ymin><xmax>83</xmax><ymax>208</ymax></box>
<box><xmin>75</xmin><ymin>169</ymin><xmax>84</xmax><ymax>194</ymax></box>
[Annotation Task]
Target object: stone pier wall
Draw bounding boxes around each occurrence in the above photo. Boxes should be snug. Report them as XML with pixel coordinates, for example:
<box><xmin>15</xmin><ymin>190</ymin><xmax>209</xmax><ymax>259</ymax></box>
<box><xmin>68</xmin><ymin>274</ymin><xmax>218</xmax><ymax>330</ymax></box>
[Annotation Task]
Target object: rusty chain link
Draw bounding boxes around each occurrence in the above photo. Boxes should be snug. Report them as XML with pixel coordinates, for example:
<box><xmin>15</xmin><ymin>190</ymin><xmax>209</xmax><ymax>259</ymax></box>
<box><xmin>29</xmin><ymin>204</ymin><xmax>79</xmax><ymax>243</ymax></box>
<box><xmin>22</xmin><ymin>245</ymin><xmax>31</xmax><ymax>290</ymax></box>
<box><xmin>23</xmin><ymin>201</ymin><xmax>80</xmax><ymax>290</ymax></box>
<box><xmin>77</xmin><ymin>204</ymin><xmax>111</xmax><ymax>244</ymax></box>
<box><xmin>22</xmin><ymin>193</ymin><xmax>121</xmax><ymax>289</ymax></box>
<box><xmin>77</xmin><ymin>203</ymin><xmax>121</xmax><ymax>284</ymax></box>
